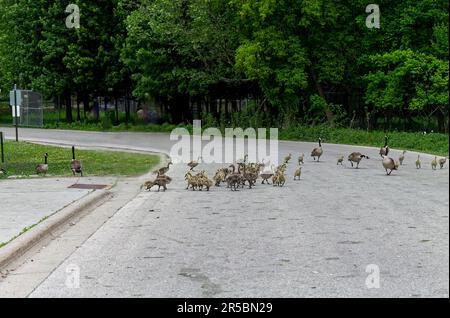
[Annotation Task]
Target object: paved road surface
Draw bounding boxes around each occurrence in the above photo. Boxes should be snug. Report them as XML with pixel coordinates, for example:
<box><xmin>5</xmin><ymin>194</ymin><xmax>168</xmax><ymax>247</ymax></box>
<box><xmin>0</xmin><ymin>127</ymin><xmax>448</xmax><ymax>297</ymax></box>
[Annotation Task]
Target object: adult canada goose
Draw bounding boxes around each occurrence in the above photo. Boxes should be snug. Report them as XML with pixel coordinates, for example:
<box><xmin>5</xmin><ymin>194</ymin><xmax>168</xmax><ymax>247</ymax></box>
<box><xmin>382</xmin><ymin>155</ymin><xmax>399</xmax><ymax>175</ymax></box>
<box><xmin>187</xmin><ymin>156</ymin><xmax>202</xmax><ymax>171</ymax></box>
<box><xmin>348</xmin><ymin>152</ymin><xmax>369</xmax><ymax>169</ymax></box>
<box><xmin>379</xmin><ymin>136</ymin><xmax>390</xmax><ymax>157</ymax></box>
<box><xmin>36</xmin><ymin>153</ymin><xmax>49</xmax><ymax>175</ymax></box>
<box><xmin>337</xmin><ymin>155</ymin><xmax>344</xmax><ymax>165</ymax></box>
<box><xmin>431</xmin><ymin>156</ymin><xmax>438</xmax><ymax>170</ymax></box>
<box><xmin>311</xmin><ymin>138</ymin><xmax>323</xmax><ymax>161</ymax></box>
<box><xmin>399</xmin><ymin>151</ymin><xmax>406</xmax><ymax>165</ymax></box>
<box><xmin>70</xmin><ymin>146</ymin><xmax>83</xmax><ymax>176</ymax></box>
<box><xmin>415</xmin><ymin>155</ymin><xmax>421</xmax><ymax>169</ymax></box>
<box><xmin>439</xmin><ymin>157</ymin><xmax>447</xmax><ymax>169</ymax></box>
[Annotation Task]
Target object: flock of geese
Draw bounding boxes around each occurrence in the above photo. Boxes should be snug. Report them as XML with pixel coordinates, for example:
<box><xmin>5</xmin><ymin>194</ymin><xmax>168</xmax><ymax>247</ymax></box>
<box><xmin>0</xmin><ymin>137</ymin><xmax>447</xmax><ymax>188</ymax></box>
<box><xmin>0</xmin><ymin>145</ymin><xmax>83</xmax><ymax>177</ymax></box>
<box><xmin>143</xmin><ymin>135</ymin><xmax>448</xmax><ymax>192</ymax></box>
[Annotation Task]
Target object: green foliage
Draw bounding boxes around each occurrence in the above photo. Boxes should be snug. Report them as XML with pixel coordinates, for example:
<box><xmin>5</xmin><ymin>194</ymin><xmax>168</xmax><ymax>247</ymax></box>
<box><xmin>364</xmin><ymin>50</ymin><xmax>448</xmax><ymax>112</ymax></box>
<box><xmin>0</xmin><ymin>0</ymin><xmax>448</xmax><ymax>132</ymax></box>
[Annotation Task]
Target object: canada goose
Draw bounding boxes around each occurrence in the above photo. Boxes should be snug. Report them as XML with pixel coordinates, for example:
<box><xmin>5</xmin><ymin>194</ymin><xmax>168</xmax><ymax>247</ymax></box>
<box><xmin>185</xmin><ymin>172</ymin><xmax>199</xmax><ymax>190</ymax></box>
<box><xmin>272</xmin><ymin>170</ymin><xmax>286</xmax><ymax>187</ymax></box>
<box><xmin>379</xmin><ymin>136</ymin><xmax>390</xmax><ymax>157</ymax></box>
<box><xmin>187</xmin><ymin>156</ymin><xmax>202</xmax><ymax>171</ymax></box>
<box><xmin>154</xmin><ymin>161</ymin><xmax>172</xmax><ymax>175</ymax></box>
<box><xmin>213</xmin><ymin>168</ymin><xmax>227</xmax><ymax>186</ymax></box>
<box><xmin>70</xmin><ymin>146</ymin><xmax>83</xmax><ymax>176</ymax></box>
<box><xmin>237</xmin><ymin>154</ymin><xmax>249</xmax><ymax>165</ymax></box>
<box><xmin>439</xmin><ymin>157</ymin><xmax>447</xmax><ymax>169</ymax></box>
<box><xmin>294</xmin><ymin>166</ymin><xmax>302</xmax><ymax>180</ymax></box>
<box><xmin>337</xmin><ymin>155</ymin><xmax>344</xmax><ymax>165</ymax></box>
<box><xmin>399</xmin><ymin>151</ymin><xmax>406</xmax><ymax>165</ymax></box>
<box><xmin>143</xmin><ymin>175</ymin><xmax>172</xmax><ymax>192</ymax></box>
<box><xmin>382</xmin><ymin>155</ymin><xmax>399</xmax><ymax>175</ymax></box>
<box><xmin>197</xmin><ymin>172</ymin><xmax>213</xmax><ymax>191</ymax></box>
<box><xmin>311</xmin><ymin>138</ymin><xmax>323</xmax><ymax>161</ymax></box>
<box><xmin>260</xmin><ymin>164</ymin><xmax>274</xmax><ymax>184</ymax></box>
<box><xmin>284</xmin><ymin>153</ymin><xmax>292</xmax><ymax>164</ymax></box>
<box><xmin>348</xmin><ymin>152</ymin><xmax>369</xmax><ymax>169</ymax></box>
<box><xmin>298</xmin><ymin>153</ymin><xmax>304</xmax><ymax>165</ymax></box>
<box><xmin>0</xmin><ymin>168</ymin><xmax>5</xmax><ymax>176</ymax></box>
<box><xmin>431</xmin><ymin>156</ymin><xmax>437</xmax><ymax>170</ymax></box>
<box><xmin>226</xmin><ymin>164</ymin><xmax>241</xmax><ymax>191</ymax></box>
<box><xmin>240</xmin><ymin>163</ymin><xmax>258</xmax><ymax>189</ymax></box>
<box><xmin>36</xmin><ymin>153</ymin><xmax>49</xmax><ymax>175</ymax></box>
<box><xmin>415</xmin><ymin>155</ymin><xmax>421</xmax><ymax>169</ymax></box>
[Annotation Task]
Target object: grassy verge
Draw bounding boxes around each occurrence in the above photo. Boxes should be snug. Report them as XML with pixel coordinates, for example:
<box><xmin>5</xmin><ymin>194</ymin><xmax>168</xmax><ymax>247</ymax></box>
<box><xmin>279</xmin><ymin>125</ymin><xmax>449</xmax><ymax>157</ymax></box>
<box><xmin>31</xmin><ymin>122</ymin><xmax>450</xmax><ymax>156</ymax></box>
<box><xmin>0</xmin><ymin>141</ymin><xmax>160</xmax><ymax>179</ymax></box>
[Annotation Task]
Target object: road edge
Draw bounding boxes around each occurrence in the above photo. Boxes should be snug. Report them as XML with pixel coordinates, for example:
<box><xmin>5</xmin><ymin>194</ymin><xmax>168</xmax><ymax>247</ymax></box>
<box><xmin>0</xmin><ymin>190</ymin><xmax>111</xmax><ymax>270</ymax></box>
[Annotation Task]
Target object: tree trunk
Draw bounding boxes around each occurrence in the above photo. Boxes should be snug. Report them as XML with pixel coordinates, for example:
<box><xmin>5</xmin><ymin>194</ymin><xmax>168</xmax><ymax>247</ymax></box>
<box><xmin>114</xmin><ymin>97</ymin><xmax>119</xmax><ymax>124</ymax></box>
<box><xmin>310</xmin><ymin>67</ymin><xmax>335</xmax><ymax>126</ymax></box>
<box><xmin>125</xmin><ymin>91</ymin><xmax>130</xmax><ymax>125</ymax></box>
<box><xmin>65</xmin><ymin>93</ymin><xmax>73</xmax><ymax>123</ymax></box>
<box><xmin>83</xmin><ymin>95</ymin><xmax>89</xmax><ymax>120</ymax></box>
<box><xmin>76</xmin><ymin>96</ymin><xmax>81</xmax><ymax>122</ymax></box>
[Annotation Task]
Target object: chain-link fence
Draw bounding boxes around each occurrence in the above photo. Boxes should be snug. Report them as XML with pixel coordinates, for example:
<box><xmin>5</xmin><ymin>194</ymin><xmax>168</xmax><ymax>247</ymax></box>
<box><xmin>16</xmin><ymin>90</ymin><xmax>44</xmax><ymax>127</ymax></box>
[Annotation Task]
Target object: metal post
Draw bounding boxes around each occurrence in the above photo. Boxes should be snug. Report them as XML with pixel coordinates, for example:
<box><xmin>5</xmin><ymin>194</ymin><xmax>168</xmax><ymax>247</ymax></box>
<box><xmin>0</xmin><ymin>131</ymin><xmax>4</xmax><ymax>163</ymax></box>
<box><xmin>13</xmin><ymin>84</ymin><xmax>19</xmax><ymax>142</ymax></box>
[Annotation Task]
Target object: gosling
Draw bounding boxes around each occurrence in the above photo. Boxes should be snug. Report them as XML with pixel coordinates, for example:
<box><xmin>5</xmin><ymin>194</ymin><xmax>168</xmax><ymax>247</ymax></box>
<box><xmin>298</xmin><ymin>153</ymin><xmax>304</xmax><ymax>165</ymax></box>
<box><xmin>142</xmin><ymin>175</ymin><xmax>172</xmax><ymax>192</ymax></box>
<box><xmin>431</xmin><ymin>156</ymin><xmax>437</xmax><ymax>170</ymax></box>
<box><xmin>415</xmin><ymin>155</ymin><xmax>421</xmax><ymax>169</ymax></box>
<box><xmin>439</xmin><ymin>157</ymin><xmax>447</xmax><ymax>169</ymax></box>
<box><xmin>293</xmin><ymin>166</ymin><xmax>302</xmax><ymax>180</ymax></box>
<box><xmin>284</xmin><ymin>153</ymin><xmax>292</xmax><ymax>164</ymax></box>
<box><xmin>399</xmin><ymin>150</ymin><xmax>406</xmax><ymax>165</ymax></box>
<box><xmin>337</xmin><ymin>155</ymin><xmax>344</xmax><ymax>165</ymax></box>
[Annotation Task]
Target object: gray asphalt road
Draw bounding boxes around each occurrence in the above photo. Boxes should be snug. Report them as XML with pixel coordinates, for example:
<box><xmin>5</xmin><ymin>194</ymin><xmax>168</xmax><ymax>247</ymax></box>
<box><xmin>0</xmin><ymin>127</ymin><xmax>448</xmax><ymax>297</ymax></box>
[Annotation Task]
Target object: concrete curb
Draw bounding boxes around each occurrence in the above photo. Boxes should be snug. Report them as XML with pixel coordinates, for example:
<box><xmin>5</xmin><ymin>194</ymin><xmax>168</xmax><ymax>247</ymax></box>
<box><xmin>0</xmin><ymin>190</ymin><xmax>111</xmax><ymax>270</ymax></box>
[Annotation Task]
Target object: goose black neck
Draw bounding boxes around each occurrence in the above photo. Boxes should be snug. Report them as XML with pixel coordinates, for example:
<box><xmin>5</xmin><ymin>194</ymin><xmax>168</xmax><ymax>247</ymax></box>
<box><xmin>72</xmin><ymin>146</ymin><xmax>76</xmax><ymax>160</ymax></box>
<box><xmin>44</xmin><ymin>155</ymin><xmax>48</xmax><ymax>164</ymax></box>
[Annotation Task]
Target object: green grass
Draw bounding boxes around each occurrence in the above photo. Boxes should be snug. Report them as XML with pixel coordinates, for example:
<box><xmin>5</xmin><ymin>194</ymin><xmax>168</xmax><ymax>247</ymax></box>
<box><xmin>279</xmin><ymin>124</ymin><xmax>449</xmax><ymax>157</ymax></box>
<box><xmin>0</xmin><ymin>141</ymin><xmax>160</xmax><ymax>179</ymax></box>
